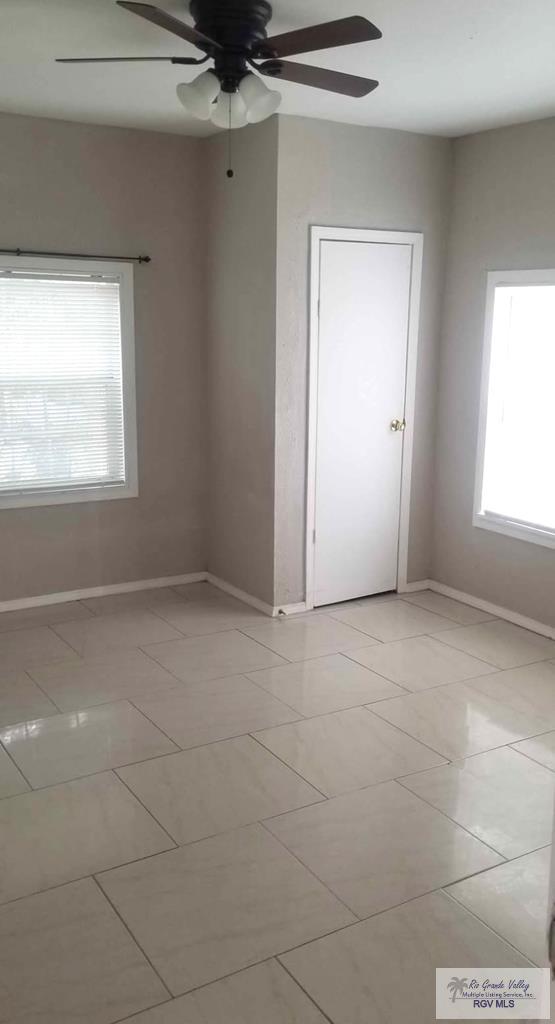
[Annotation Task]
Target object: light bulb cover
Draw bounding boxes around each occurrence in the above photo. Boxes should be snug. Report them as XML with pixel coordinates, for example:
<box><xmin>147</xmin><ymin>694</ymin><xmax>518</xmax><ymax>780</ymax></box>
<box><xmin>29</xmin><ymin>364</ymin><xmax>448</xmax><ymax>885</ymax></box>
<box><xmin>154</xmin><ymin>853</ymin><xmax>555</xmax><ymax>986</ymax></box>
<box><xmin>211</xmin><ymin>91</ymin><xmax>248</xmax><ymax>129</ymax></box>
<box><xmin>176</xmin><ymin>70</ymin><xmax>220</xmax><ymax>120</ymax></box>
<box><xmin>239</xmin><ymin>73</ymin><xmax>281</xmax><ymax>123</ymax></box>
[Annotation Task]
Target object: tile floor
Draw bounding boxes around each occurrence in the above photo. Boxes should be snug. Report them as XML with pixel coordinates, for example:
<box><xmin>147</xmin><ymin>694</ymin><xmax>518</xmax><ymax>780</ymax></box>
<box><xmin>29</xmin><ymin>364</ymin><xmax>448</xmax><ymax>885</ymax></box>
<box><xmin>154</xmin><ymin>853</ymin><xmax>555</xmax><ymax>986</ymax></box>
<box><xmin>0</xmin><ymin>583</ymin><xmax>554</xmax><ymax>1023</ymax></box>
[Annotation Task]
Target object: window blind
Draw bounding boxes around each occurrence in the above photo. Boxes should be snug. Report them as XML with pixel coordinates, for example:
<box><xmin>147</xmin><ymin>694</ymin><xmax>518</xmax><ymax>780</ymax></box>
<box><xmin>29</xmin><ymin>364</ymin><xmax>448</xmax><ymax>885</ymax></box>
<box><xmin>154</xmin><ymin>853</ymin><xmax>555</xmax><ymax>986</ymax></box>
<box><xmin>0</xmin><ymin>271</ymin><xmax>127</xmax><ymax>497</ymax></box>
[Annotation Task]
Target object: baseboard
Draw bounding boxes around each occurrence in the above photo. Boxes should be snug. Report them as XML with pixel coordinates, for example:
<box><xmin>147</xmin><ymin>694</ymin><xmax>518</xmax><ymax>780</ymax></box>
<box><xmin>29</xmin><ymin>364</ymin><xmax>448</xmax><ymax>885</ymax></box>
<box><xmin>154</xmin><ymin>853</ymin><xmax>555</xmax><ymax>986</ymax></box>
<box><xmin>0</xmin><ymin>569</ymin><xmax>303</xmax><ymax>620</ymax></box>
<box><xmin>397</xmin><ymin>578</ymin><xmax>432</xmax><ymax>594</ymax></box>
<box><xmin>4</xmin><ymin>569</ymin><xmax>550</xmax><ymax>637</ymax></box>
<box><xmin>207</xmin><ymin>575</ymin><xmax>308</xmax><ymax>618</ymax></box>
<box><xmin>0</xmin><ymin>572</ymin><xmax>207</xmax><ymax>614</ymax></box>
<box><xmin>277</xmin><ymin>602</ymin><xmax>309</xmax><ymax>616</ymax></box>
<box><xmin>427</xmin><ymin>580</ymin><xmax>555</xmax><ymax>641</ymax></box>
<box><xmin>206</xmin><ymin>574</ymin><xmax>275</xmax><ymax>616</ymax></box>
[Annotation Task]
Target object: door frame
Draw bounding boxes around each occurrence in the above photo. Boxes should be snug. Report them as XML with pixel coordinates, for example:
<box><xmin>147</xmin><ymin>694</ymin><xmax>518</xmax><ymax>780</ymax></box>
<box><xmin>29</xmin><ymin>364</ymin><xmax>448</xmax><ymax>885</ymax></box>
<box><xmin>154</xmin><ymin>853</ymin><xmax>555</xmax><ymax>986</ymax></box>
<box><xmin>306</xmin><ymin>226</ymin><xmax>424</xmax><ymax>609</ymax></box>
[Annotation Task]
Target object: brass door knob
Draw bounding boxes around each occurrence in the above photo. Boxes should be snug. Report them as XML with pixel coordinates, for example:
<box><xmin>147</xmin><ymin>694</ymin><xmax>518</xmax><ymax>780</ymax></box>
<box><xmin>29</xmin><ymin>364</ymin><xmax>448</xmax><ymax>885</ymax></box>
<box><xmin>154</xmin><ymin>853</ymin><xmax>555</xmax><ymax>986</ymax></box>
<box><xmin>390</xmin><ymin>418</ymin><xmax>406</xmax><ymax>433</ymax></box>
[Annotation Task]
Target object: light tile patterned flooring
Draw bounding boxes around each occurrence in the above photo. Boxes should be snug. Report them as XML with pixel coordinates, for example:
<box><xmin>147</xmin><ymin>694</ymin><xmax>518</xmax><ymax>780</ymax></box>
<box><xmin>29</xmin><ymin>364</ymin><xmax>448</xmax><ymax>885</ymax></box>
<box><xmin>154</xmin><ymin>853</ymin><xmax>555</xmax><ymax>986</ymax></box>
<box><xmin>0</xmin><ymin>583</ymin><xmax>554</xmax><ymax>1023</ymax></box>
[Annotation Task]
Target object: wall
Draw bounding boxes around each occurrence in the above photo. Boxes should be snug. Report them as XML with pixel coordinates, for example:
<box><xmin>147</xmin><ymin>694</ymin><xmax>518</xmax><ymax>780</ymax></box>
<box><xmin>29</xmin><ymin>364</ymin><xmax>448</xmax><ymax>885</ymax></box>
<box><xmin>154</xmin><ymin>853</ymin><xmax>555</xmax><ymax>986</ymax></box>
<box><xmin>205</xmin><ymin>119</ymin><xmax>279</xmax><ymax>606</ymax></box>
<box><xmin>274</xmin><ymin>116</ymin><xmax>453</xmax><ymax>606</ymax></box>
<box><xmin>433</xmin><ymin>118</ymin><xmax>555</xmax><ymax>626</ymax></box>
<box><xmin>0</xmin><ymin>112</ymin><xmax>206</xmax><ymax>601</ymax></box>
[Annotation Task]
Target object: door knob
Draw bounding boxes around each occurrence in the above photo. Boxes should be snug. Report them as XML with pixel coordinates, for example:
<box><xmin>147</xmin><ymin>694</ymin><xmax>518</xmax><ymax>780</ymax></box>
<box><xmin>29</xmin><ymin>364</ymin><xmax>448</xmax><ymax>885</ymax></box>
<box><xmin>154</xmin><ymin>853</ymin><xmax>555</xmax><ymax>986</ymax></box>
<box><xmin>390</xmin><ymin>418</ymin><xmax>406</xmax><ymax>433</ymax></box>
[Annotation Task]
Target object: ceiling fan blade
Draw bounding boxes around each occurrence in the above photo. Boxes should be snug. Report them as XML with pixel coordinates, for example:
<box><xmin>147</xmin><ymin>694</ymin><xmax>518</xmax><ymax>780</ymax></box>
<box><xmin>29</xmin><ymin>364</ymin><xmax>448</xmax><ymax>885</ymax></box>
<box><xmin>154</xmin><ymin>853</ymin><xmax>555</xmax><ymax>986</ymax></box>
<box><xmin>257</xmin><ymin>16</ymin><xmax>381</xmax><ymax>59</ymax></box>
<box><xmin>258</xmin><ymin>60</ymin><xmax>379</xmax><ymax>98</ymax></box>
<box><xmin>56</xmin><ymin>56</ymin><xmax>202</xmax><ymax>64</ymax></box>
<box><xmin>116</xmin><ymin>2</ymin><xmax>221</xmax><ymax>51</ymax></box>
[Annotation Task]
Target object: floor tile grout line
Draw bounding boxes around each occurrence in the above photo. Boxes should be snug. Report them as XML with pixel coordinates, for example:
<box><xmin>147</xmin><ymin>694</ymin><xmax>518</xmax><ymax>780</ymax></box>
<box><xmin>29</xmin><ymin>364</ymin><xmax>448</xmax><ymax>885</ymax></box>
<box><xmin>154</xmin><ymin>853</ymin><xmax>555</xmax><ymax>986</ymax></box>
<box><xmin>91</xmin><ymin>874</ymin><xmax>175</xmax><ymax>1001</ymax></box>
<box><xmin>426</xmin><ymin>633</ymin><xmax>555</xmax><ymax>672</ymax></box>
<box><xmin>113</xmin><ymin>769</ymin><xmax>181</xmax><ymax>849</ymax></box>
<box><xmin>277</xmin><ymin>959</ymin><xmax>337</xmax><ymax>1023</ymax></box>
<box><xmin>441</xmin><ymin>887</ymin><xmax>539</xmax><ymax>966</ymax></box>
<box><xmin>261</xmin><ymin>776</ymin><xmax>550</xmax><ymax>925</ymax></box>
<box><xmin>11</xmin><ymin>640</ymin><xmax>555</xmax><ymax>722</ymax></box>
<box><xmin>399</xmin><ymin>594</ymin><xmax>498</xmax><ymax>627</ymax></box>
<box><xmin>0</xmin><ymin>743</ymin><xmax>189</xmax><ymax>796</ymax></box>
<box><xmin>122</xmin><ymin>696</ymin><xmax>184</xmax><ymax>751</ymax></box>
<box><xmin>232</xmin><ymin>619</ymin><xmax>380</xmax><ymax>662</ymax></box>
<box><xmin>509</xmin><ymin>743</ymin><xmax>555</xmax><ymax>773</ymax></box>
<box><xmin>361</xmin><ymin>702</ymin><xmax>450</xmax><ymax>761</ymax></box>
<box><xmin>0</xmin><ymin>739</ymin><xmax>33</xmax><ymax>790</ymax></box>
<box><xmin>391</xmin><ymin>776</ymin><xmax>512</xmax><ymax>862</ymax></box>
<box><xmin>249</xmin><ymin>731</ymin><xmax>330</xmax><ymax>800</ymax></box>
<box><xmin>111</xmin><ymin>995</ymin><xmax>174</xmax><ymax>1024</ymax></box>
<box><xmin>0</xmin><ymin>836</ymin><xmax>187</xmax><ymax>911</ymax></box>
<box><xmin>341</xmin><ymin>648</ymin><xmax>501</xmax><ymax>693</ymax></box>
<box><xmin>113</xmin><ymin>741</ymin><xmax>326</xmax><ymax>845</ymax></box>
<box><xmin>4</xmin><ymin>721</ymin><xmax>552</xmax><ymax>804</ymax></box>
<box><xmin>46</xmin><ymin>622</ymin><xmax>84</xmax><ymax>658</ymax></box>
<box><xmin>363</xmin><ymin>690</ymin><xmax>555</xmax><ymax>763</ymax></box>
<box><xmin>21</xmin><ymin>666</ymin><xmax>67</xmax><ymax>715</ymax></box>
<box><xmin>112</xmin><ymin>956</ymin><xmax>334</xmax><ymax>1024</ymax></box>
<box><xmin>237</xmin><ymin>673</ymin><xmax>310</xmax><ymax>720</ymax></box>
<box><xmin>259</xmin><ymin>819</ymin><xmax>359</xmax><ymax>922</ymax></box>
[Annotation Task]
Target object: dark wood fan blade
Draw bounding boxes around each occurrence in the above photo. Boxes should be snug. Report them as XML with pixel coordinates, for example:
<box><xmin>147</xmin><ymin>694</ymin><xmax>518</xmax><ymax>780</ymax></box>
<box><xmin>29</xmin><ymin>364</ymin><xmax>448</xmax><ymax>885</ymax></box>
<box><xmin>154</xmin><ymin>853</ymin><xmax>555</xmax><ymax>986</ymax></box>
<box><xmin>116</xmin><ymin>2</ymin><xmax>221</xmax><ymax>51</ymax></box>
<box><xmin>258</xmin><ymin>59</ymin><xmax>379</xmax><ymax>97</ymax></box>
<box><xmin>257</xmin><ymin>16</ymin><xmax>381</xmax><ymax>59</ymax></box>
<box><xmin>56</xmin><ymin>56</ymin><xmax>202</xmax><ymax>64</ymax></box>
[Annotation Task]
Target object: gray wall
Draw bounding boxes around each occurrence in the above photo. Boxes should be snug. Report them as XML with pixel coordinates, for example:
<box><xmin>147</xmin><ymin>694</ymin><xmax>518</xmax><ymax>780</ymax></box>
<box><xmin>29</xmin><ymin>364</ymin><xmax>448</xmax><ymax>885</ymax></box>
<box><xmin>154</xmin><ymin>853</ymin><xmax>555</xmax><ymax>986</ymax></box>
<box><xmin>274</xmin><ymin>116</ymin><xmax>453</xmax><ymax>606</ymax></box>
<box><xmin>0</xmin><ymin>112</ymin><xmax>206</xmax><ymax>601</ymax></box>
<box><xmin>205</xmin><ymin>119</ymin><xmax>279</xmax><ymax>606</ymax></box>
<box><xmin>433</xmin><ymin>118</ymin><xmax>555</xmax><ymax>626</ymax></box>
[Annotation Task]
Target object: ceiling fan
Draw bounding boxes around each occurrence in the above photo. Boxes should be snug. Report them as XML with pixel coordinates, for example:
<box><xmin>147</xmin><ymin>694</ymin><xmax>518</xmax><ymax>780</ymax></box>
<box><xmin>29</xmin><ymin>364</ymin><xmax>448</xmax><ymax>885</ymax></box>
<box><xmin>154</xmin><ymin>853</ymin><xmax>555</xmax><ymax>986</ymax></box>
<box><xmin>57</xmin><ymin>1</ymin><xmax>382</xmax><ymax>130</ymax></box>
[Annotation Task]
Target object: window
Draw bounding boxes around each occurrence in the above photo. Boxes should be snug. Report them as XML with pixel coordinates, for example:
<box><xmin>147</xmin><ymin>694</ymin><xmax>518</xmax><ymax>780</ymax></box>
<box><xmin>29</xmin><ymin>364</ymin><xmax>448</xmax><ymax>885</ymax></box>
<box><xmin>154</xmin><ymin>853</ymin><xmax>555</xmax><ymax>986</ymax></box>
<box><xmin>0</xmin><ymin>256</ymin><xmax>137</xmax><ymax>509</ymax></box>
<box><xmin>474</xmin><ymin>269</ymin><xmax>555</xmax><ymax>548</ymax></box>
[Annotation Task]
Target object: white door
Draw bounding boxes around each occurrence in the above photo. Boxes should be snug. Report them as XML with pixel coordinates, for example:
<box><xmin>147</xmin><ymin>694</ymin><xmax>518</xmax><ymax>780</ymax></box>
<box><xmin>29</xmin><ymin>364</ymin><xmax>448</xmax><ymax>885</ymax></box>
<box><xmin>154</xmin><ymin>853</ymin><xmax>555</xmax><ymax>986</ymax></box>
<box><xmin>311</xmin><ymin>237</ymin><xmax>413</xmax><ymax>607</ymax></box>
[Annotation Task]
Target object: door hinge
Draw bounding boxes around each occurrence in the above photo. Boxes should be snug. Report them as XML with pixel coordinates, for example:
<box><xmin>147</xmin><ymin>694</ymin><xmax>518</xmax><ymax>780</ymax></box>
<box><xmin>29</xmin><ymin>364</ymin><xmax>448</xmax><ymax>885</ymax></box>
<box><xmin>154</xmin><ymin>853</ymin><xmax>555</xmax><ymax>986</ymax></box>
<box><xmin>312</xmin><ymin>529</ymin><xmax>316</xmax><ymax>544</ymax></box>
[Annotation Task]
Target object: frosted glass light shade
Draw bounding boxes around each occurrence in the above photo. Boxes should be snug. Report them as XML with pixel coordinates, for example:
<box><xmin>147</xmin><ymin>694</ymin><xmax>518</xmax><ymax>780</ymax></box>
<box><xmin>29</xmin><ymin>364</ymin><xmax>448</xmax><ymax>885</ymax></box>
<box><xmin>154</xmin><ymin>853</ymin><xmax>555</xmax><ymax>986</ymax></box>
<box><xmin>176</xmin><ymin>70</ymin><xmax>220</xmax><ymax>120</ymax></box>
<box><xmin>211</xmin><ymin>91</ymin><xmax>248</xmax><ymax>129</ymax></box>
<box><xmin>239</xmin><ymin>73</ymin><xmax>281</xmax><ymax>123</ymax></box>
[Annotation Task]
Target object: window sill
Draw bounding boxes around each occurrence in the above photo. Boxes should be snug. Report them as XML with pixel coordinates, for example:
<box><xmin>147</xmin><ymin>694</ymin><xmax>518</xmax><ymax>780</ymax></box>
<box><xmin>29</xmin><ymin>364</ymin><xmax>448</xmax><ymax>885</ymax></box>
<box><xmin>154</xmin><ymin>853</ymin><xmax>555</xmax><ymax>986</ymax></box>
<box><xmin>473</xmin><ymin>512</ymin><xmax>555</xmax><ymax>550</ymax></box>
<box><xmin>0</xmin><ymin>482</ymin><xmax>139</xmax><ymax>511</ymax></box>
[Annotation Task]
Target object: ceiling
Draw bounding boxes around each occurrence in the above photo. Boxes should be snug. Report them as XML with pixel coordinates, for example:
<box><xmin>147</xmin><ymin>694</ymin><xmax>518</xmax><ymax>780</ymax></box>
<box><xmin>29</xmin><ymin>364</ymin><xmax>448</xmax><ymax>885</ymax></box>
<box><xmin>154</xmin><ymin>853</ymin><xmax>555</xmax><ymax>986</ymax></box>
<box><xmin>2</xmin><ymin>0</ymin><xmax>555</xmax><ymax>138</ymax></box>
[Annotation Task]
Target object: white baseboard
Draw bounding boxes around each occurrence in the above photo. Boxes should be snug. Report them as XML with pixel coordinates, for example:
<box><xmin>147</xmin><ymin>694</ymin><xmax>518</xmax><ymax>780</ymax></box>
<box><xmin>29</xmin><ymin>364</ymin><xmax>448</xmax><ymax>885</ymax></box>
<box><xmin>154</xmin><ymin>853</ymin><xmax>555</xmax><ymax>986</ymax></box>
<box><xmin>206</xmin><ymin>574</ymin><xmax>275</xmax><ymax>616</ymax></box>
<box><xmin>394</xmin><ymin>577</ymin><xmax>554</xmax><ymax>640</ymax></box>
<box><xmin>427</xmin><ymin>580</ymin><xmax>555</xmax><ymax>640</ymax></box>
<box><xmin>0</xmin><ymin>572</ymin><xmax>207</xmax><ymax>614</ymax></box>
<box><xmin>277</xmin><ymin>602</ymin><xmax>309</xmax><ymax>616</ymax></box>
<box><xmin>206</xmin><ymin>575</ymin><xmax>308</xmax><ymax>618</ymax></box>
<box><xmin>397</xmin><ymin>578</ymin><xmax>432</xmax><ymax>594</ymax></box>
<box><xmin>3</xmin><ymin>568</ymin><xmax>551</xmax><ymax>638</ymax></box>
<box><xmin>0</xmin><ymin>569</ymin><xmax>302</xmax><ymax>620</ymax></box>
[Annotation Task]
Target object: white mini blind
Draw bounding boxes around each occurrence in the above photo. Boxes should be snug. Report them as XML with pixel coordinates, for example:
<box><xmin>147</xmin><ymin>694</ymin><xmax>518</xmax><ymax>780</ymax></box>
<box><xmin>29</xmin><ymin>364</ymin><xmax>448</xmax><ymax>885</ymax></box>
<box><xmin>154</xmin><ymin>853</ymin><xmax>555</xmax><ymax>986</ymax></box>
<box><xmin>0</xmin><ymin>270</ymin><xmax>127</xmax><ymax>498</ymax></box>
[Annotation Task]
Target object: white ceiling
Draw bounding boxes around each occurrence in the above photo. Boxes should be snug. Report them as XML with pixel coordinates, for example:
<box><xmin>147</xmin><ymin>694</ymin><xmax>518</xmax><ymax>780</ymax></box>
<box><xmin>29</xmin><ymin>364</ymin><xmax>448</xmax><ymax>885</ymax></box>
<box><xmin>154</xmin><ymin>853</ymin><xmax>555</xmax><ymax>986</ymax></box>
<box><xmin>2</xmin><ymin>0</ymin><xmax>555</xmax><ymax>138</ymax></box>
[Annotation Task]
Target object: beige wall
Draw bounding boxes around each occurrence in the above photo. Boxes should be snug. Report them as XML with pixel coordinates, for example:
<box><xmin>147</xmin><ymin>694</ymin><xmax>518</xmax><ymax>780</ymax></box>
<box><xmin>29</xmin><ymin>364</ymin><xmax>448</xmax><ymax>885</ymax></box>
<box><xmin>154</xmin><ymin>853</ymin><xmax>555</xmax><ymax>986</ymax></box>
<box><xmin>274</xmin><ymin>116</ymin><xmax>453</xmax><ymax>606</ymax></box>
<box><xmin>433</xmin><ymin>118</ymin><xmax>555</xmax><ymax>626</ymax></box>
<box><xmin>205</xmin><ymin>120</ymin><xmax>279</xmax><ymax>606</ymax></box>
<box><xmin>0</xmin><ymin>112</ymin><xmax>206</xmax><ymax>601</ymax></box>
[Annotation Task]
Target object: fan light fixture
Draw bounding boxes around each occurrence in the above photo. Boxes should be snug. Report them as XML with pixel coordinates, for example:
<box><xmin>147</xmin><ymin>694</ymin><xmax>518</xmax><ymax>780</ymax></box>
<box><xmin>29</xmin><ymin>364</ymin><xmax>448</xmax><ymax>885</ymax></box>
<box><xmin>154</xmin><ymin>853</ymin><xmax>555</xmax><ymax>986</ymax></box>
<box><xmin>57</xmin><ymin>2</ymin><xmax>382</xmax><ymax>148</ymax></box>
<box><xmin>176</xmin><ymin>69</ymin><xmax>220</xmax><ymax>120</ymax></box>
<box><xmin>239</xmin><ymin>73</ymin><xmax>282</xmax><ymax>123</ymax></box>
<box><xmin>177</xmin><ymin>70</ymin><xmax>281</xmax><ymax>127</ymax></box>
<box><xmin>211</xmin><ymin>91</ymin><xmax>248</xmax><ymax>129</ymax></box>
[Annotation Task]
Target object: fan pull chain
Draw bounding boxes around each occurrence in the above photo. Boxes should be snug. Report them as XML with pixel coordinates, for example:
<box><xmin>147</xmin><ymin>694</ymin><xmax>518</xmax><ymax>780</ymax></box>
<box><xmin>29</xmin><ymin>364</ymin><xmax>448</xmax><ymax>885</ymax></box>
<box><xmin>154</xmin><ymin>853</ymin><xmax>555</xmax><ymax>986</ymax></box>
<box><xmin>226</xmin><ymin>95</ymin><xmax>234</xmax><ymax>179</ymax></box>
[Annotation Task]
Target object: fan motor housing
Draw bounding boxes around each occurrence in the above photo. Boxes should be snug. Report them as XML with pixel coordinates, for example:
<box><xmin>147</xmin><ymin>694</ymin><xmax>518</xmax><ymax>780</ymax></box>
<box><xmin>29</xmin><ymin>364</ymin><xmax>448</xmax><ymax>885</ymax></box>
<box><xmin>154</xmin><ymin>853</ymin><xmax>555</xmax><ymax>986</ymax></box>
<box><xmin>189</xmin><ymin>0</ymin><xmax>272</xmax><ymax>49</ymax></box>
<box><xmin>189</xmin><ymin>0</ymin><xmax>273</xmax><ymax>91</ymax></box>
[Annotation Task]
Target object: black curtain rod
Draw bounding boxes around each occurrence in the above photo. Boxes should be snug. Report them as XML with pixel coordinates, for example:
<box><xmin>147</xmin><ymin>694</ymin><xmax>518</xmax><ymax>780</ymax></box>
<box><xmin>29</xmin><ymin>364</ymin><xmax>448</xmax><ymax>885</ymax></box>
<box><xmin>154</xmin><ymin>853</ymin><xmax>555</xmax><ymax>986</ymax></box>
<box><xmin>0</xmin><ymin>248</ymin><xmax>151</xmax><ymax>264</ymax></box>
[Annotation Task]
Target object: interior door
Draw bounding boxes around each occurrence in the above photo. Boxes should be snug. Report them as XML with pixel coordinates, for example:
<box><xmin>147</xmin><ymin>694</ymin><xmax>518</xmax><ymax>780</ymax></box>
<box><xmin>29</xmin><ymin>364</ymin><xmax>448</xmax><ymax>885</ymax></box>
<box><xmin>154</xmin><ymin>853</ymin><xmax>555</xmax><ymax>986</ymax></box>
<box><xmin>312</xmin><ymin>238</ymin><xmax>412</xmax><ymax>607</ymax></box>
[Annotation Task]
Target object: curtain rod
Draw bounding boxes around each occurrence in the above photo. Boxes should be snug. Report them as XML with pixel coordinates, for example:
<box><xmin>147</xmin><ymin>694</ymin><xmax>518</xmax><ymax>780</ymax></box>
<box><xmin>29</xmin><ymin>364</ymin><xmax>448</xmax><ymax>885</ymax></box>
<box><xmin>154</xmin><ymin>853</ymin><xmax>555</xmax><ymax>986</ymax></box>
<box><xmin>0</xmin><ymin>248</ymin><xmax>151</xmax><ymax>264</ymax></box>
